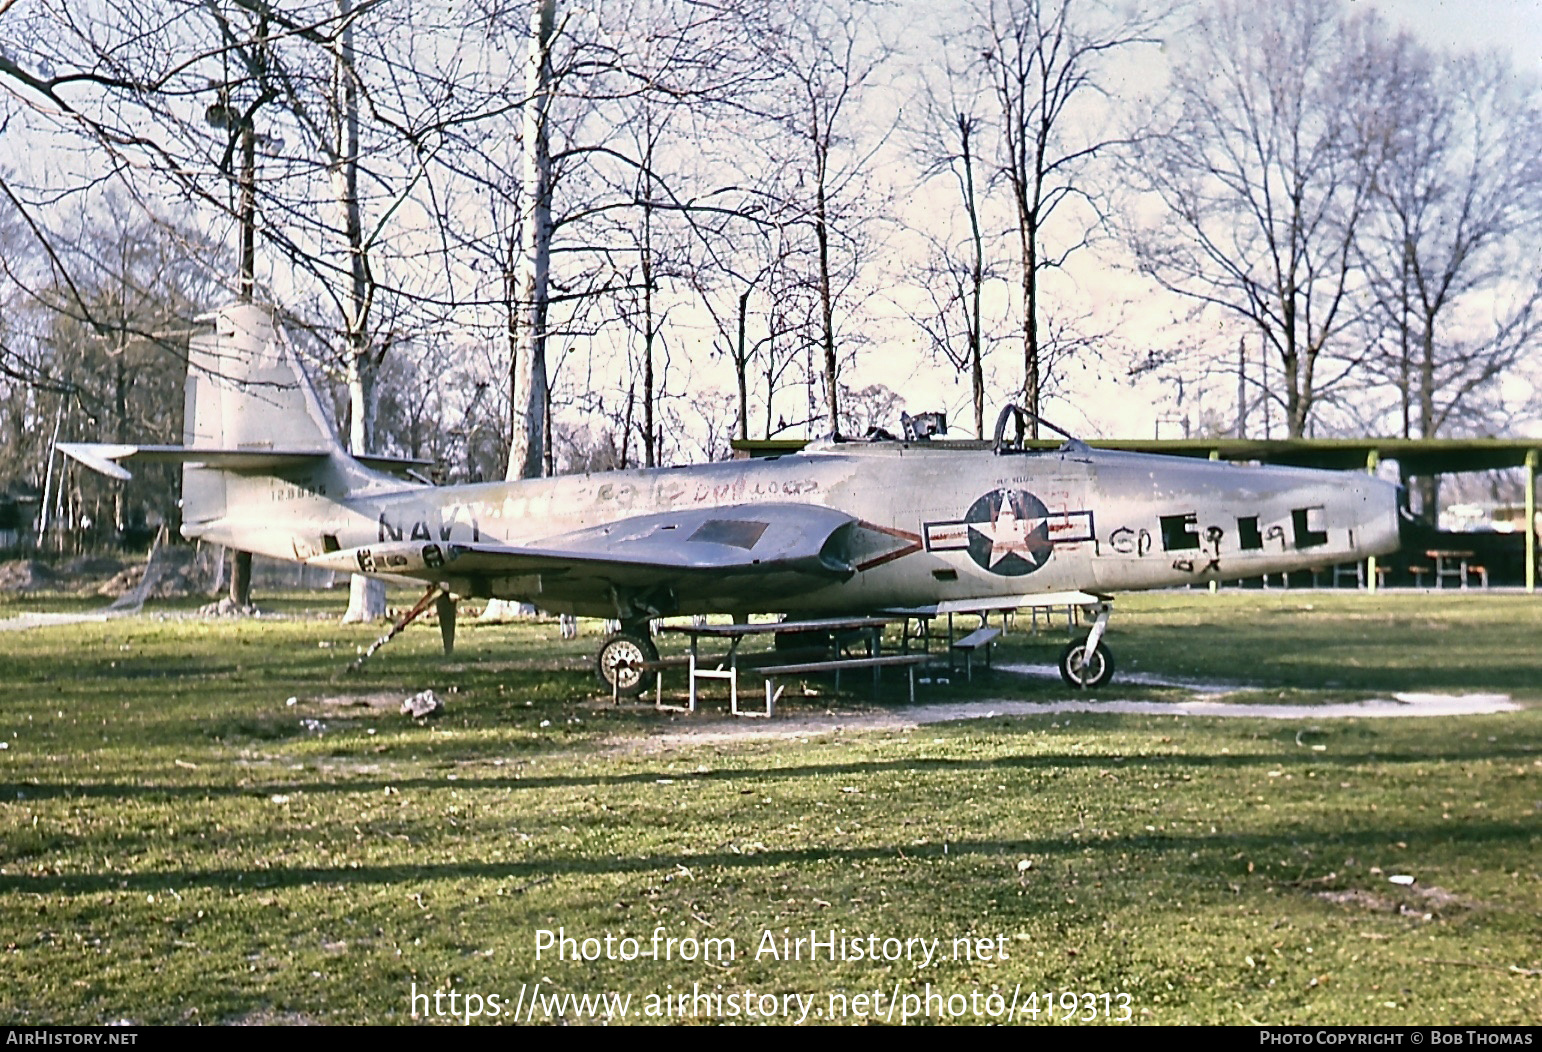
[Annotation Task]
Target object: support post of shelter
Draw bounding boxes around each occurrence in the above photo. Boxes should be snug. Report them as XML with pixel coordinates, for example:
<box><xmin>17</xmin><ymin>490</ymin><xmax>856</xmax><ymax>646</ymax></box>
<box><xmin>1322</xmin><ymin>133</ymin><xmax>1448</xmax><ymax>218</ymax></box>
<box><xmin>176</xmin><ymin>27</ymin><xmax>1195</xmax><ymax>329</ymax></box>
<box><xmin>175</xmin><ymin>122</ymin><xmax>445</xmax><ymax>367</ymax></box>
<box><xmin>1526</xmin><ymin>450</ymin><xmax>1537</xmax><ymax>594</ymax></box>
<box><xmin>1365</xmin><ymin>449</ymin><xmax>1380</xmax><ymax>594</ymax></box>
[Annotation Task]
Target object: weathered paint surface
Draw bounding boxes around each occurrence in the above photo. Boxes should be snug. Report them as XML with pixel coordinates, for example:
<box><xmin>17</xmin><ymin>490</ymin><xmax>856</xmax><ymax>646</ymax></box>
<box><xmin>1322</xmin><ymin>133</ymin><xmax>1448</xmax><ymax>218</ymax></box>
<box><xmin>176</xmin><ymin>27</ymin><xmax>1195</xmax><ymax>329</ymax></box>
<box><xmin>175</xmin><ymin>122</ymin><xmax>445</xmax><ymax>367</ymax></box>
<box><xmin>63</xmin><ymin>304</ymin><xmax>1402</xmax><ymax>622</ymax></box>
<box><xmin>275</xmin><ymin>440</ymin><xmax>1398</xmax><ymax>619</ymax></box>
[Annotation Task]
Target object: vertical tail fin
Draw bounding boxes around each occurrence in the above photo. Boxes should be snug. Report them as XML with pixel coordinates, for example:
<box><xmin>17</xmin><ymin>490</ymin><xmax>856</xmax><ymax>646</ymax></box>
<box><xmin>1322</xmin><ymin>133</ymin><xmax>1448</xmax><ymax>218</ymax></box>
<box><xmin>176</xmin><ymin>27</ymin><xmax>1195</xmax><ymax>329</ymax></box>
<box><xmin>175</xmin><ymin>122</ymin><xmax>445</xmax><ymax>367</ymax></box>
<box><xmin>184</xmin><ymin>304</ymin><xmax>340</xmax><ymax>454</ymax></box>
<box><xmin>61</xmin><ymin>303</ymin><xmax>415</xmax><ymax>556</ymax></box>
<box><xmin>181</xmin><ymin>304</ymin><xmax>342</xmax><ymax>534</ymax></box>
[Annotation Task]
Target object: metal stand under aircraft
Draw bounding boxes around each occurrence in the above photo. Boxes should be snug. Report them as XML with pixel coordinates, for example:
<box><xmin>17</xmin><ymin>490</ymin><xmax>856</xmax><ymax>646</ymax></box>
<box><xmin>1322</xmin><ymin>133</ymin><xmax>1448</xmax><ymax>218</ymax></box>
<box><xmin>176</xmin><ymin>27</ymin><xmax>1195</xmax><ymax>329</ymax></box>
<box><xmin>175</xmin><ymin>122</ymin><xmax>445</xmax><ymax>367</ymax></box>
<box><xmin>893</xmin><ymin>592</ymin><xmax>1116</xmax><ymax>691</ymax></box>
<box><xmin>347</xmin><ymin>585</ymin><xmax>457</xmax><ymax>672</ymax></box>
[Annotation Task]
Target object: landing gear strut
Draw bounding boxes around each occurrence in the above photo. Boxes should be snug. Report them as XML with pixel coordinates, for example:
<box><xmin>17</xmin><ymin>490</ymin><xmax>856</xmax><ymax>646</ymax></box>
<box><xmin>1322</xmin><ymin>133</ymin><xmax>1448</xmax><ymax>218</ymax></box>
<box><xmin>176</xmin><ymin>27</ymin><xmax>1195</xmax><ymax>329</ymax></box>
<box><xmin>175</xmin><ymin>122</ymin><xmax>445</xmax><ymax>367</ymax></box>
<box><xmin>596</xmin><ymin>626</ymin><xmax>657</xmax><ymax>698</ymax></box>
<box><xmin>347</xmin><ymin>584</ymin><xmax>454</xmax><ymax>672</ymax></box>
<box><xmin>1057</xmin><ymin>600</ymin><xmax>1114</xmax><ymax>689</ymax></box>
<box><xmin>1058</xmin><ymin>637</ymin><xmax>1114</xmax><ymax>689</ymax></box>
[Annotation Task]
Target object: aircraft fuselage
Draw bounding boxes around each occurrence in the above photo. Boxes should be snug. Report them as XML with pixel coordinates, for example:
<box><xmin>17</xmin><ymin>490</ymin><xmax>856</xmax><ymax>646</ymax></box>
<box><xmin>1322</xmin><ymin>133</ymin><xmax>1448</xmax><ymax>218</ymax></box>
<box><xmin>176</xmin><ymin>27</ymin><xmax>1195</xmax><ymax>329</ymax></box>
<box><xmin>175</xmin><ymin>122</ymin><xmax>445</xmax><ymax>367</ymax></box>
<box><xmin>209</xmin><ymin>440</ymin><xmax>1401</xmax><ymax>620</ymax></box>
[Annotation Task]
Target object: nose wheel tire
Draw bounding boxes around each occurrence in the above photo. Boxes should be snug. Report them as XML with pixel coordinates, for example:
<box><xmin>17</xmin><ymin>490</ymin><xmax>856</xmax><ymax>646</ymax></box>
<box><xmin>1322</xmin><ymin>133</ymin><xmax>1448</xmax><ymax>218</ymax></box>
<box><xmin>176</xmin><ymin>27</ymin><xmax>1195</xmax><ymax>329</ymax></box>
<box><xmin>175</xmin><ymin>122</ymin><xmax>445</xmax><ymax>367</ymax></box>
<box><xmin>1058</xmin><ymin>637</ymin><xmax>1114</xmax><ymax>689</ymax></box>
<box><xmin>597</xmin><ymin>631</ymin><xmax>658</xmax><ymax>697</ymax></box>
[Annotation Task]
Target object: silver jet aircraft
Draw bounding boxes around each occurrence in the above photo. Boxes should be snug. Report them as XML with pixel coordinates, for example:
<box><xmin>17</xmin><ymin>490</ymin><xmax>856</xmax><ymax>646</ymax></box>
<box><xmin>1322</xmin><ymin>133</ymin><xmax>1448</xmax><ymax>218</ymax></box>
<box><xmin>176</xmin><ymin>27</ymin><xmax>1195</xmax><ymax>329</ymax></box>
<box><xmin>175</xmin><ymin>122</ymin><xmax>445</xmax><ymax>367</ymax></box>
<box><xmin>61</xmin><ymin>305</ymin><xmax>1403</xmax><ymax>694</ymax></box>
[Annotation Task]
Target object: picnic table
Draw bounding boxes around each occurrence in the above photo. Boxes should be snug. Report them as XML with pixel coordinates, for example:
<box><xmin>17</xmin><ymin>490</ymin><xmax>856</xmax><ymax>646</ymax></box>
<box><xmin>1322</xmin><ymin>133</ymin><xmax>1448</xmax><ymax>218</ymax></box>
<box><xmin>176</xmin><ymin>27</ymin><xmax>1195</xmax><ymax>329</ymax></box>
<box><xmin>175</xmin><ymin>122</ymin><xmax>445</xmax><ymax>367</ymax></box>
<box><xmin>657</xmin><ymin>615</ymin><xmax>920</xmax><ymax>716</ymax></box>
<box><xmin>1426</xmin><ymin>548</ymin><xmax>1477</xmax><ymax>589</ymax></box>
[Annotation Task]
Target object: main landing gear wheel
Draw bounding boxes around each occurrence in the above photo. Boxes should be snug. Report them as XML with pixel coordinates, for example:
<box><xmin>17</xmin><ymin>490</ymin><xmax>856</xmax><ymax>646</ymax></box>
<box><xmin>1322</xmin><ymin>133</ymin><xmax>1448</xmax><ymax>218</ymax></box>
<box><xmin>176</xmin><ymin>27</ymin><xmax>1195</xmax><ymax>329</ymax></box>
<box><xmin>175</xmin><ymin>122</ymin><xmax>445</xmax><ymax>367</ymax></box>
<box><xmin>597</xmin><ymin>631</ymin><xmax>658</xmax><ymax>698</ymax></box>
<box><xmin>1058</xmin><ymin>637</ymin><xmax>1114</xmax><ymax>689</ymax></box>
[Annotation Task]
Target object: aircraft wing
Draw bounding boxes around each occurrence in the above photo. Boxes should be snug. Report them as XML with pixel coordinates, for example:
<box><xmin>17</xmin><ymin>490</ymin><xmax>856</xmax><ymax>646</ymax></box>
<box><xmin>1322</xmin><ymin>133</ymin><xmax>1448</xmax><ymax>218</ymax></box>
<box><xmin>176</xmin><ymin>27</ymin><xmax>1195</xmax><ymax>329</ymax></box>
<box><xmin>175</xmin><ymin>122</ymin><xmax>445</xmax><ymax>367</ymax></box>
<box><xmin>308</xmin><ymin>503</ymin><xmax>861</xmax><ymax>592</ymax></box>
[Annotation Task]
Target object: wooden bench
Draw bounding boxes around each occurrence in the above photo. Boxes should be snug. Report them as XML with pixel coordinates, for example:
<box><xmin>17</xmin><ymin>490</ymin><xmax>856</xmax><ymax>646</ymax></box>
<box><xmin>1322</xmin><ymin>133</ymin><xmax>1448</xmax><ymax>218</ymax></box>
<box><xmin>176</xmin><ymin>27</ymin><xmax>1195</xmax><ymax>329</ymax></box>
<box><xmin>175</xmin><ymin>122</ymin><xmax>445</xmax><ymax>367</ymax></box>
<box><xmin>752</xmin><ymin>652</ymin><xmax>935</xmax><ymax>717</ymax></box>
<box><xmin>950</xmin><ymin>626</ymin><xmax>1000</xmax><ymax>680</ymax></box>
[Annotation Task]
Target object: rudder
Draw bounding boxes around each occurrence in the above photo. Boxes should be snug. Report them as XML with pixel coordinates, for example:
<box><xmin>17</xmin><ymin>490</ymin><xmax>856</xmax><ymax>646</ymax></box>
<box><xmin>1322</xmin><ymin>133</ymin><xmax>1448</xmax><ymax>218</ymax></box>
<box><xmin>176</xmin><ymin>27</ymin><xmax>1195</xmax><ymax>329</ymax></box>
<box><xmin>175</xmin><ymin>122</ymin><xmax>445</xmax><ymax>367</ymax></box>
<box><xmin>181</xmin><ymin>304</ymin><xmax>340</xmax><ymax>532</ymax></box>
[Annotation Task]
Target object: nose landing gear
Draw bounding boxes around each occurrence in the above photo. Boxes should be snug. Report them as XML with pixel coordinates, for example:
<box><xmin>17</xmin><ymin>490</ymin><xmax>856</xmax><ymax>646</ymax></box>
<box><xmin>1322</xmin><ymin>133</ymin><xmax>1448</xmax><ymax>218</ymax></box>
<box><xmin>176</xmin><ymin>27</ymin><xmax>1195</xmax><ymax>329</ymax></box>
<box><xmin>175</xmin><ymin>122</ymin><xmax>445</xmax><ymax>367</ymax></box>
<box><xmin>1056</xmin><ymin>600</ymin><xmax>1114</xmax><ymax>689</ymax></box>
<box><xmin>1058</xmin><ymin>636</ymin><xmax>1115</xmax><ymax>688</ymax></box>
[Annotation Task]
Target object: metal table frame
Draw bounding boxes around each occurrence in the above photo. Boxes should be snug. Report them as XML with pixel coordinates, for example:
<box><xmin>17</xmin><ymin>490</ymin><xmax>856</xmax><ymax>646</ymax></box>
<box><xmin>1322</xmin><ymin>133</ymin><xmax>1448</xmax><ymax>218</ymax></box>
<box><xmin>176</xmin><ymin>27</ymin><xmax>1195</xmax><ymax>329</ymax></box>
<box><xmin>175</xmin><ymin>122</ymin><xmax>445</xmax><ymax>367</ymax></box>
<box><xmin>658</xmin><ymin>616</ymin><xmax>894</xmax><ymax>713</ymax></box>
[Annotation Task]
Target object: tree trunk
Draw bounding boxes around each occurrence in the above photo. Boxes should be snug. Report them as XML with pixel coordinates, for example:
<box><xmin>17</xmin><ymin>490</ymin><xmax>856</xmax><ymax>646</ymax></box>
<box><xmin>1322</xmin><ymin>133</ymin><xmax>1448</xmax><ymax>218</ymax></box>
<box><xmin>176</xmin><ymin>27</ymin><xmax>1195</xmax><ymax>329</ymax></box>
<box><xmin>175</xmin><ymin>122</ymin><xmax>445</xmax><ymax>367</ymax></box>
<box><xmin>735</xmin><ymin>289</ymin><xmax>750</xmax><ymax>441</ymax></box>
<box><xmin>813</xmin><ymin>127</ymin><xmax>839</xmax><ymax>438</ymax></box>
<box><xmin>1282</xmin><ymin>339</ymin><xmax>1306</xmax><ymax>439</ymax></box>
<box><xmin>484</xmin><ymin>0</ymin><xmax>555</xmax><ymax>623</ymax></box>
<box><xmin>226</xmin><ymin>64</ymin><xmax>260</xmax><ymax>611</ymax></box>
<box><xmin>963</xmin><ymin>123</ymin><xmax>986</xmax><ymax>439</ymax></box>
<box><xmin>641</xmin><ymin>198</ymin><xmax>657</xmax><ymax>467</ymax></box>
<box><xmin>1416</xmin><ymin>314</ymin><xmax>1441</xmax><ymax>521</ymax></box>
<box><xmin>335</xmin><ymin>0</ymin><xmax>385</xmax><ymax>624</ymax></box>
<box><xmin>507</xmin><ymin>0</ymin><xmax>555</xmax><ymax>485</ymax></box>
<box><xmin>1021</xmin><ymin>233</ymin><xmax>1039</xmax><ymax>437</ymax></box>
<box><xmin>342</xmin><ymin>351</ymin><xmax>385</xmax><ymax>622</ymax></box>
<box><xmin>228</xmin><ymin>550</ymin><xmax>252</xmax><ymax>609</ymax></box>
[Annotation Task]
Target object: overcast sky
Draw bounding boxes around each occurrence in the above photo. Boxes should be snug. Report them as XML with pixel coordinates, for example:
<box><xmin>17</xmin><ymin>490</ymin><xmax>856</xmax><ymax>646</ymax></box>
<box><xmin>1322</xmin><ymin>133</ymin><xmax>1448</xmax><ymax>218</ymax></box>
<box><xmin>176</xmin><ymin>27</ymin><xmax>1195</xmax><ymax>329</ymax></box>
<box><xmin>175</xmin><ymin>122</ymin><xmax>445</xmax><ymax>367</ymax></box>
<box><xmin>892</xmin><ymin>0</ymin><xmax>1542</xmax><ymax>442</ymax></box>
<box><xmin>1369</xmin><ymin>0</ymin><xmax>1542</xmax><ymax>69</ymax></box>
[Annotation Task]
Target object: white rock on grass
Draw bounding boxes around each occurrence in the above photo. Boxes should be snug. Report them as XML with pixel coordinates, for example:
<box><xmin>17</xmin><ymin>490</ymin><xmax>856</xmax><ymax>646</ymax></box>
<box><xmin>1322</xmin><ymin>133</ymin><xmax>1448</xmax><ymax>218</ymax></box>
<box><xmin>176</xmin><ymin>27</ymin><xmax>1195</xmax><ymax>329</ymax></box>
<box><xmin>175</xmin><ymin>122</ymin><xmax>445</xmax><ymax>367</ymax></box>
<box><xmin>401</xmin><ymin>689</ymin><xmax>444</xmax><ymax>720</ymax></box>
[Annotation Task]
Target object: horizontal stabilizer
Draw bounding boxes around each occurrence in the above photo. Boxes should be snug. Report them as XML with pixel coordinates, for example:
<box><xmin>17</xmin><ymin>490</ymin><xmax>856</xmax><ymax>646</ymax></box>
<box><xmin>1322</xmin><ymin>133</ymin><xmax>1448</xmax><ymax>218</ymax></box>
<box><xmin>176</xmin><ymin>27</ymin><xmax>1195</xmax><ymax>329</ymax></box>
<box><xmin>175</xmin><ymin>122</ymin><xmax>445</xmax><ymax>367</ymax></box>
<box><xmin>58</xmin><ymin>443</ymin><xmax>431</xmax><ymax>482</ymax></box>
<box><xmin>58</xmin><ymin>443</ymin><xmax>330</xmax><ymax>481</ymax></box>
<box><xmin>356</xmin><ymin>454</ymin><xmax>435</xmax><ymax>478</ymax></box>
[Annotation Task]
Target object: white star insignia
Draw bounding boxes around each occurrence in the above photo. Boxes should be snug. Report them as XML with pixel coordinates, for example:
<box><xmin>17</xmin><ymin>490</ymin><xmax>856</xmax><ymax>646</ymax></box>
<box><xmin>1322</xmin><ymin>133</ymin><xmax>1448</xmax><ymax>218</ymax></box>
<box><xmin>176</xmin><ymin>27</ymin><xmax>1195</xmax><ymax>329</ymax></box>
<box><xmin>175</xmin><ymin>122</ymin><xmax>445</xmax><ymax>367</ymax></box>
<box><xmin>970</xmin><ymin>493</ymin><xmax>1047</xmax><ymax>569</ymax></box>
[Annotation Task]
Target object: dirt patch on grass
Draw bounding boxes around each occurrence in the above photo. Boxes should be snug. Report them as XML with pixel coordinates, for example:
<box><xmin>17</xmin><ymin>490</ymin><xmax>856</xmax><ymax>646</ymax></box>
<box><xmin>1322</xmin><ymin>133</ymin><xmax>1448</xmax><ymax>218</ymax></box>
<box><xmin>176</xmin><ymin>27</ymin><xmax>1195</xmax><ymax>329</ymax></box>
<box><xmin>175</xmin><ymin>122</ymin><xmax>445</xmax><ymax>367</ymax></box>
<box><xmin>0</xmin><ymin>559</ymin><xmax>59</xmax><ymax>591</ymax></box>
<box><xmin>311</xmin><ymin>692</ymin><xmax>405</xmax><ymax>711</ymax></box>
<box><xmin>1318</xmin><ymin>883</ymin><xmax>1476</xmax><ymax>919</ymax></box>
<box><xmin>95</xmin><ymin>549</ymin><xmax>206</xmax><ymax>599</ymax></box>
<box><xmin>1</xmin><ymin>550</ymin><xmax>207</xmax><ymax>598</ymax></box>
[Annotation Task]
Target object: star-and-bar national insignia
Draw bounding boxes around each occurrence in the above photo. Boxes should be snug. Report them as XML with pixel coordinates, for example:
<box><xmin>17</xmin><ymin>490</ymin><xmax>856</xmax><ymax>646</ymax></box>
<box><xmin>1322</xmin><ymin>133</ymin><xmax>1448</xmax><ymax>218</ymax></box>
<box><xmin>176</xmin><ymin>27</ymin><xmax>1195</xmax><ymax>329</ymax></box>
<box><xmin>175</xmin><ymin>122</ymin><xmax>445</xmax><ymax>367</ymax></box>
<box><xmin>924</xmin><ymin>489</ymin><xmax>1093</xmax><ymax>577</ymax></box>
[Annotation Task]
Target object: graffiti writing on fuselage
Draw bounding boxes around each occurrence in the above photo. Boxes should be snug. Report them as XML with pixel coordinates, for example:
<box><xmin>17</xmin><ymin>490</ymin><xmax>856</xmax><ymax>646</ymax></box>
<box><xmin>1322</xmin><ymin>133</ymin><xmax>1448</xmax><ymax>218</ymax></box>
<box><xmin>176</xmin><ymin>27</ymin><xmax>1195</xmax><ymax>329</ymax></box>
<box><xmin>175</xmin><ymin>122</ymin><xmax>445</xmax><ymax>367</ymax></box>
<box><xmin>1108</xmin><ymin>526</ymin><xmax>1153</xmax><ymax>556</ymax></box>
<box><xmin>591</xmin><ymin>476</ymin><xmax>819</xmax><ymax>509</ymax></box>
<box><xmin>745</xmin><ymin>478</ymin><xmax>819</xmax><ymax>500</ymax></box>
<box><xmin>595</xmin><ymin>482</ymin><xmax>637</xmax><ymax>506</ymax></box>
<box><xmin>1106</xmin><ymin>506</ymin><xmax>1329</xmax><ymax>575</ymax></box>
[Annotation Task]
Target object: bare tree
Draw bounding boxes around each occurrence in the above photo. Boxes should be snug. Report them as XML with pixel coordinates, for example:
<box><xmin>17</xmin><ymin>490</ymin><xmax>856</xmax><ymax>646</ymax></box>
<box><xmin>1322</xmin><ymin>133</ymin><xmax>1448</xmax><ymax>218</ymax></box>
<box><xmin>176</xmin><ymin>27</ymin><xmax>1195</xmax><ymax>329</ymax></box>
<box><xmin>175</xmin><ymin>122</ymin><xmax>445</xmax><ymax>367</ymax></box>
<box><xmin>838</xmin><ymin>381</ymin><xmax>902</xmax><ymax>437</ymax></box>
<box><xmin>495</xmin><ymin>0</ymin><xmax>773</xmax><ymax>471</ymax></box>
<box><xmin>0</xmin><ymin>1</ymin><xmax>522</xmax><ymax>574</ymax></box>
<box><xmin>602</xmin><ymin>73</ymin><xmax>700</xmax><ymax>469</ymax></box>
<box><xmin>0</xmin><ymin>197</ymin><xmax>222</xmax><ymax>547</ymax></box>
<box><xmin>1362</xmin><ymin>45</ymin><xmax>1542</xmax><ymax>442</ymax></box>
<box><xmin>755</xmin><ymin>0</ymin><xmax>892</xmax><ymax>439</ymax></box>
<box><xmin>479</xmin><ymin>0</ymin><xmax>774</xmax><ymax>616</ymax></box>
<box><xmin>907</xmin><ymin>66</ymin><xmax>1000</xmax><ymax>437</ymax></box>
<box><xmin>978</xmin><ymin>0</ymin><xmax>1162</xmax><ymax>434</ymax></box>
<box><xmin>1126</xmin><ymin>0</ymin><xmax>1401</xmax><ymax>437</ymax></box>
<box><xmin>502</xmin><ymin>0</ymin><xmax>557</xmax><ymax>485</ymax></box>
<box><xmin>684</xmin><ymin>182</ymin><xmax>815</xmax><ymax>445</ymax></box>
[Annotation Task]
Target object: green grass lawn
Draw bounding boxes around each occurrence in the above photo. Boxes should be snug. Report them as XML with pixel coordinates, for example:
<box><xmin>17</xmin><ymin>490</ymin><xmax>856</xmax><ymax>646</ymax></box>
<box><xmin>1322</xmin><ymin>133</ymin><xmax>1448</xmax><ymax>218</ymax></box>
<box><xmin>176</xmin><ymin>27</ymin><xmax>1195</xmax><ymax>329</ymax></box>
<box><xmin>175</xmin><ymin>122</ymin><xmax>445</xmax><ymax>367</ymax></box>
<box><xmin>0</xmin><ymin>589</ymin><xmax>1538</xmax><ymax>1025</ymax></box>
